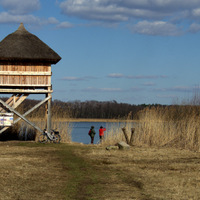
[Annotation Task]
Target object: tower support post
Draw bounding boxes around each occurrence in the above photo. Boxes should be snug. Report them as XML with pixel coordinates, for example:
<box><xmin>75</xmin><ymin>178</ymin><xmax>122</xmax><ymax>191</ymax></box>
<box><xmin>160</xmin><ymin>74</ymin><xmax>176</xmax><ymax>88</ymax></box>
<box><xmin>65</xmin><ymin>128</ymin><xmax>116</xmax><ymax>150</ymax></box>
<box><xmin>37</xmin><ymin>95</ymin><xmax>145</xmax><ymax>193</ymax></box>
<box><xmin>46</xmin><ymin>91</ymin><xmax>52</xmax><ymax>133</ymax></box>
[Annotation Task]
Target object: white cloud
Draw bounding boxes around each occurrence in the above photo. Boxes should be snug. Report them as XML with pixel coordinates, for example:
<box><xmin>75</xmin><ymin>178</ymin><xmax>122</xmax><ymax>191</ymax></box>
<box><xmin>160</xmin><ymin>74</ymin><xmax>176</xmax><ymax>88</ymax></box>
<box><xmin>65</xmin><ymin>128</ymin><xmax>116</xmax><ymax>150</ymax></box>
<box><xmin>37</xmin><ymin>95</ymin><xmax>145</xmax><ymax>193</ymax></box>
<box><xmin>83</xmin><ymin>87</ymin><xmax>122</xmax><ymax>92</ymax></box>
<box><xmin>156</xmin><ymin>94</ymin><xmax>177</xmax><ymax>99</ymax></box>
<box><xmin>100</xmin><ymin>88</ymin><xmax>122</xmax><ymax>92</ymax></box>
<box><xmin>131</xmin><ymin>87</ymin><xmax>144</xmax><ymax>92</ymax></box>
<box><xmin>189</xmin><ymin>23</ymin><xmax>200</xmax><ymax>33</ymax></box>
<box><xmin>61</xmin><ymin>76</ymin><xmax>97</xmax><ymax>81</ymax></box>
<box><xmin>60</xmin><ymin>0</ymin><xmax>129</xmax><ymax>22</ymax></box>
<box><xmin>61</xmin><ymin>76</ymin><xmax>86</xmax><ymax>81</ymax></box>
<box><xmin>154</xmin><ymin>86</ymin><xmax>194</xmax><ymax>92</ymax></box>
<box><xmin>59</xmin><ymin>0</ymin><xmax>200</xmax><ymax>36</ymax></box>
<box><xmin>108</xmin><ymin>73</ymin><xmax>124</xmax><ymax>78</ymax></box>
<box><xmin>59</xmin><ymin>0</ymin><xmax>200</xmax><ymax>21</ymax></box>
<box><xmin>108</xmin><ymin>73</ymin><xmax>168</xmax><ymax>79</ymax></box>
<box><xmin>0</xmin><ymin>12</ymin><xmax>62</xmax><ymax>27</ymax></box>
<box><xmin>115</xmin><ymin>0</ymin><xmax>200</xmax><ymax>10</ymax></box>
<box><xmin>192</xmin><ymin>8</ymin><xmax>200</xmax><ymax>17</ymax></box>
<box><xmin>1</xmin><ymin>0</ymin><xmax>200</xmax><ymax>35</ymax></box>
<box><xmin>56</xmin><ymin>21</ymin><xmax>73</xmax><ymax>29</ymax></box>
<box><xmin>142</xmin><ymin>82</ymin><xmax>156</xmax><ymax>86</ymax></box>
<box><xmin>47</xmin><ymin>17</ymin><xmax>59</xmax><ymax>25</ymax></box>
<box><xmin>131</xmin><ymin>20</ymin><xmax>182</xmax><ymax>36</ymax></box>
<box><xmin>0</xmin><ymin>12</ymin><xmax>41</xmax><ymax>24</ymax></box>
<box><xmin>0</xmin><ymin>0</ymin><xmax>40</xmax><ymax>15</ymax></box>
<box><xmin>59</xmin><ymin>0</ymin><xmax>165</xmax><ymax>22</ymax></box>
<box><xmin>0</xmin><ymin>1</ymin><xmax>74</xmax><ymax>29</ymax></box>
<box><xmin>171</xmin><ymin>86</ymin><xmax>193</xmax><ymax>92</ymax></box>
<box><xmin>127</xmin><ymin>75</ymin><xmax>167</xmax><ymax>79</ymax></box>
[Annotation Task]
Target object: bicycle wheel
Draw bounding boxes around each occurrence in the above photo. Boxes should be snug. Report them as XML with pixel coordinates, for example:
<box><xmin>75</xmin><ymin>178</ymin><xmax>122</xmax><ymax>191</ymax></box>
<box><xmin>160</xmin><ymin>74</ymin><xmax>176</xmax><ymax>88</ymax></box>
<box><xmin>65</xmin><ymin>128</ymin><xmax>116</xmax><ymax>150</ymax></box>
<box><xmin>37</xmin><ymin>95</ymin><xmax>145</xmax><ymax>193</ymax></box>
<box><xmin>38</xmin><ymin>134</ymin><xmax>48</xmax><ymax>143</ymax></box>
<box><xmin>53</xmin><ymin>134</ymin><xmax>61</xmax><ymax>144</ymax></box>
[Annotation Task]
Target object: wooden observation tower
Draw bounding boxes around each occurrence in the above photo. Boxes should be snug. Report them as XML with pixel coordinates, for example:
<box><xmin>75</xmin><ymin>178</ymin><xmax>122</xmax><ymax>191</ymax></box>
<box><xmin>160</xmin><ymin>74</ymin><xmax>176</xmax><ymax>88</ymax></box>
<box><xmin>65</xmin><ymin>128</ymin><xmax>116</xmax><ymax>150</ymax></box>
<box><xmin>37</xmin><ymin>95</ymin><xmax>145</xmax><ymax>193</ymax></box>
<box><xmin>0</xmin><ymin>23</ymin><xmax>61</xmax><ymax>135</ymax></box>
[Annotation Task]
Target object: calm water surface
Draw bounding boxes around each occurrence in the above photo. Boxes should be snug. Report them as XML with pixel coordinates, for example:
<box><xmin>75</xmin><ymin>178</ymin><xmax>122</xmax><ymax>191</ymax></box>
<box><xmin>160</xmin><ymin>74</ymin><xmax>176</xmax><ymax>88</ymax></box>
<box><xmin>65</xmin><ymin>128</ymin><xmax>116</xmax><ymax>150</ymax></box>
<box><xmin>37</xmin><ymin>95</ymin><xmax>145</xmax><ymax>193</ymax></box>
<box><xmin>70</xmin><ymin>121</ymin><xmax>133</xmax><ymax>144</ymax></box>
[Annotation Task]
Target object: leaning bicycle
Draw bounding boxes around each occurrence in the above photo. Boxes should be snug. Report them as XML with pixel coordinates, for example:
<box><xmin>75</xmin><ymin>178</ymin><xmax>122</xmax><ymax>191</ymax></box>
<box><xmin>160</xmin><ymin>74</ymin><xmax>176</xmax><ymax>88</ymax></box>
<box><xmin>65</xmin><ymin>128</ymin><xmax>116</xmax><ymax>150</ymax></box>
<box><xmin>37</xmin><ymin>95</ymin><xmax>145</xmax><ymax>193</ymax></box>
<box><xmin>38</xmin><ymin>129</ymin><xmax>61</xmax><ymax>144</ymax></box>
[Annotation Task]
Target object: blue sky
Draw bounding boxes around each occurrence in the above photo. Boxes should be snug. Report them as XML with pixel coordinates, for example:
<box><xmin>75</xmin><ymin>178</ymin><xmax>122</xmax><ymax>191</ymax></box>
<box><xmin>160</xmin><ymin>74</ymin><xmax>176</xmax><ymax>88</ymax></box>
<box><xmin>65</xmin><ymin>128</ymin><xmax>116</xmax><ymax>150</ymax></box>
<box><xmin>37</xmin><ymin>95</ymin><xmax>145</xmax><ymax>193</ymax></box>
<box><xmin>1</xmin><ymin>0</ymin><xmax>200</xmax><ymax>105</ymax></box>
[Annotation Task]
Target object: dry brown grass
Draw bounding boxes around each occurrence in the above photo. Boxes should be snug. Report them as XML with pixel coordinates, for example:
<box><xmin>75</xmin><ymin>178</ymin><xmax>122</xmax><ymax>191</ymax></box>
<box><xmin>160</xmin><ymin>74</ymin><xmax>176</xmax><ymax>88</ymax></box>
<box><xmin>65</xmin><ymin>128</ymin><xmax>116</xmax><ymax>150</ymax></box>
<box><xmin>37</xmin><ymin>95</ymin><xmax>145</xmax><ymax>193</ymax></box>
<box><xmin>1</xmin><ymin>141</ymin><xmax>200</xmax><ymax>200</ymax></box>
<box><xmin>134</xmin><ymin>106</ymin><xmax>200</xmax><ymax>151</ymax></box>
<box><xmin>102</xmin><ymin>106</ymin><xmax>200</xmax><ymax>152</ymax></box>
<box><xmin>0</xmin><ymin>142</ymin><xmax>66</xmax><ymax>200</ymax></box>
<box><xmin>81</xmin><ymin>144</ymin><xmax>200</xmax><ymax>200</ymax></box>
<box><xmin>14</xmin><ymin>119</ymin><xmax>72</xmax><ymax>143</ymax></box>
<box><xmin>100</xmin><ymin>121</ymin><xmax>129</xmax><ymax>146</ymax></box>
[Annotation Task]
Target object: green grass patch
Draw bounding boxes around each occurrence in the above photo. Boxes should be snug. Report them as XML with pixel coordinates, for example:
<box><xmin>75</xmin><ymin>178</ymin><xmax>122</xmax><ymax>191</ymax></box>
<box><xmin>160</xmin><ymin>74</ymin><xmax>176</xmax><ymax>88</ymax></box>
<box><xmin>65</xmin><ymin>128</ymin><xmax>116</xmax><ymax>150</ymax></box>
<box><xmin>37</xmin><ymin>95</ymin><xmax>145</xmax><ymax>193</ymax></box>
<box><xmin>56</xmin><ymin>144</ymin><xmax>107</xmax><ymax>200</ymax></box>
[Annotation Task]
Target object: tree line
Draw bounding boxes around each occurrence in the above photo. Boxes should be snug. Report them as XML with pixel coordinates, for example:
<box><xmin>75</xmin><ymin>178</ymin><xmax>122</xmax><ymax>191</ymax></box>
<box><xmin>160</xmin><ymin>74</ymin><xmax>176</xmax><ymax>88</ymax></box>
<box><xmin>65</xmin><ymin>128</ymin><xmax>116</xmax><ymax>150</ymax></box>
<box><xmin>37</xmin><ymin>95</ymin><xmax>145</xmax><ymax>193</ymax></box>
<box><xmin>6</xmin><ymin>98</ymin><xmax>163</xmax><ymax>119</ymax></box>
<box><xmin>3</xmin><ymin>97</ymin><xmax>200</xmax><ymax>120</ymax></box>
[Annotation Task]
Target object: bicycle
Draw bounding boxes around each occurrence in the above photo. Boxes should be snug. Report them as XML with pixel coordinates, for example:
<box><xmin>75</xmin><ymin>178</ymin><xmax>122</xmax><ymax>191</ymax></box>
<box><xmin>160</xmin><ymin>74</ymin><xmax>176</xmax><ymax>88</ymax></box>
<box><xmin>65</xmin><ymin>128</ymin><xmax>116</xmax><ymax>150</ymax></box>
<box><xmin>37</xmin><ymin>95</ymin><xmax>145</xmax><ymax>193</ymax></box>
<box><xmin>38</xmin><ymin>129</ymin><xmax>61</xmax><ymax>144</ymax></box>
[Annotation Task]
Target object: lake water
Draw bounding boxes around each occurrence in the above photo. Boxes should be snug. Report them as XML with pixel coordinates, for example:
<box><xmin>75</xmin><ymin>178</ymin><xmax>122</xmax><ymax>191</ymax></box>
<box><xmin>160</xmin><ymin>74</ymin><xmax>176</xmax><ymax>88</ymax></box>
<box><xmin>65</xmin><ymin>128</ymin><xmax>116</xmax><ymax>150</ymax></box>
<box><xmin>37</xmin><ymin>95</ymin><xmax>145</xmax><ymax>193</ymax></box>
<box><xmin>70</xmin><ymin>121</ymin><xmax>134</xmax><ymax>144</ymax></box>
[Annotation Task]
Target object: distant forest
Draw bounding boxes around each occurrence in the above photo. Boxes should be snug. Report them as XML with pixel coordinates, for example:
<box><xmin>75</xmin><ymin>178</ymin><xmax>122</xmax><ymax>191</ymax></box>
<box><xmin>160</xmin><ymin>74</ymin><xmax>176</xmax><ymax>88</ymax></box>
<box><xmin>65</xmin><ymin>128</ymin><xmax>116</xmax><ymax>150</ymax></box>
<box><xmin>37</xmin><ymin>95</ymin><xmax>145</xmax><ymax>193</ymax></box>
<box><xmin>3</xmin><ymin>98</ymin><xmax>164</xmax><ymax>119</ymax></box>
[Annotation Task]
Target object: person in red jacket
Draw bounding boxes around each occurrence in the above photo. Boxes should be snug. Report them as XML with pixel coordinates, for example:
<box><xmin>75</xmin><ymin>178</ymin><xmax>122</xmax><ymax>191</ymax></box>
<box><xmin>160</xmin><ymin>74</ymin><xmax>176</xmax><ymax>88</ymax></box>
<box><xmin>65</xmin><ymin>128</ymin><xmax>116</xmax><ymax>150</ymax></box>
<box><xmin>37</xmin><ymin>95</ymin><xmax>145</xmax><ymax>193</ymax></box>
<box><xmin>99</xmin><ymin>126</ymin><xmax>106</xmax><ymax>143</ymax></box>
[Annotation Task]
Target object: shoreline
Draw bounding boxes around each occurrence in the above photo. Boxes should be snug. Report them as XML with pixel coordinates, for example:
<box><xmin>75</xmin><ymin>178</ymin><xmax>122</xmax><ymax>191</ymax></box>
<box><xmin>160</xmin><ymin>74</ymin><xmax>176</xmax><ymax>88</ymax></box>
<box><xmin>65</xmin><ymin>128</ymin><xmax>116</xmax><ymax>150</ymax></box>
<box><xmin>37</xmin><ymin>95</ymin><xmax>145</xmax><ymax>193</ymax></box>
<box><xmin>52</xmin><ymin>118</ymin><xmax>137</xmax><ymax>122</ymax></box>
<box><xmin>29</xmin><ymin>117</ymin><xmax>138</xmax><ymax>123</ymax></box>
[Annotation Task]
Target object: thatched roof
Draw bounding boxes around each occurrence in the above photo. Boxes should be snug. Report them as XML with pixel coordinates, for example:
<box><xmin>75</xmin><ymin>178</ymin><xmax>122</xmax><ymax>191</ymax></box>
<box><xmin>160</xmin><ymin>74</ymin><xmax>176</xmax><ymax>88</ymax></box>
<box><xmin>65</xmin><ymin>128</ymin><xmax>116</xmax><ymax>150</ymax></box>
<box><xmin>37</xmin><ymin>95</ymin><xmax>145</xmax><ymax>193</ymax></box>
<box><xmin>0</xmin><ymin>23</ymin><xmax>61</xmax><ymax>64</ymax></box>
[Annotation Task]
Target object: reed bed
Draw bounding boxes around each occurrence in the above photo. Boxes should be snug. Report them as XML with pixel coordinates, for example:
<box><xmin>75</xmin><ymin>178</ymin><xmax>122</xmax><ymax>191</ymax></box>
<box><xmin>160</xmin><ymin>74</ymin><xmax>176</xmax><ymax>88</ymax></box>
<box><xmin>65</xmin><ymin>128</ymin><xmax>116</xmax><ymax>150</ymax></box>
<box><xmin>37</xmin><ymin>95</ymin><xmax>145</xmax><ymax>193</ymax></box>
<box><xmin>4</xmin><ymin>118</ymin><xmax>72</xmax><ymax>142</ymax></box>
<box><xmin>103</xmin><ymin>106</ymin><xmax>200</xmax><ymax>151</ymax></box>
<box><xmin>101</xmin><ymin>114</ymin><xmax>135</xmax><ymax>146</ymax></box>
<box><xmin>33</xmin><ymin>118</ymin><xmax>72</xmax><ymax>143</ymax></box>
<box><xmin>3</xmin><ymin>104</ymin><xmax>200</xmax><ymax>151</ymax></box>
<box><xmin>101</xmin><ymin>121</ymin><xmax>126</xmax><ymax>146</ymax></box>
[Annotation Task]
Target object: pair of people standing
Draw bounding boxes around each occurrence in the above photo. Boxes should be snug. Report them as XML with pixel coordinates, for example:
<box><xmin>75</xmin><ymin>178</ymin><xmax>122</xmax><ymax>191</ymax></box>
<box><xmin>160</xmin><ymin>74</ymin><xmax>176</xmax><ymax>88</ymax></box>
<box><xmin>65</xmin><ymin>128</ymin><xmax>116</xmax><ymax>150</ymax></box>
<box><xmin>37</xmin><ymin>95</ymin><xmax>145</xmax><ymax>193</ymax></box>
<box><xmin>88</xmin><ymin>126</ymin><xmax>106</xmax><ymax>144</ymax></box>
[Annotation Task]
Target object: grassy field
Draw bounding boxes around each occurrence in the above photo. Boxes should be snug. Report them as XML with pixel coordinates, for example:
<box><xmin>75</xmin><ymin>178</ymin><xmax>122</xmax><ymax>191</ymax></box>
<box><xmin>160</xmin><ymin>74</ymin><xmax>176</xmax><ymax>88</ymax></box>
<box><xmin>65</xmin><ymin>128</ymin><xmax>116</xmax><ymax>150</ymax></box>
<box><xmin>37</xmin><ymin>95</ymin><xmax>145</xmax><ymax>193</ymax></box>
<box><xmin>2</xmin><ymin>105</ymin><xmax>200</xmax><ymax>199</ymax></box>
<box><xmin>0</xmin><ymin>141</ymin><xmax>200</xmax><ymax>200</ymax></box>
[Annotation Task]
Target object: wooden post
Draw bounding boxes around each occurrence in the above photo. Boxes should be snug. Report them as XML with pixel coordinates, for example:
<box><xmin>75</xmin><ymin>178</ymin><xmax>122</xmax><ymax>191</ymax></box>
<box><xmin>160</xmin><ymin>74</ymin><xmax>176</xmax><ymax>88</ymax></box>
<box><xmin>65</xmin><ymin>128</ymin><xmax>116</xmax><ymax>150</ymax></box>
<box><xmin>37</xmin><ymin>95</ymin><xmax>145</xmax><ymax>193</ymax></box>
<box><xmin>45</xmin><ymin>94</ymin><xmax>48</xmax><ymax>129</ymax></box>
<box><xmin>130</xmin><ymin>128</ymin><xmax>135</xmax><ymax>145</ymax></box>
<box><xmin>122</xmin><ymin>127</ymin><xmax>129</xmax><ymax>144</ymax></box>
<box><xmin>13</xmin><ymin>95</ymin><xmax>16</xmax><ymax>108</ymax></box>
<box><xmin>47</xmin><ymin>92</ymin><xmax>52</xmax><ymax>133</ymax></box>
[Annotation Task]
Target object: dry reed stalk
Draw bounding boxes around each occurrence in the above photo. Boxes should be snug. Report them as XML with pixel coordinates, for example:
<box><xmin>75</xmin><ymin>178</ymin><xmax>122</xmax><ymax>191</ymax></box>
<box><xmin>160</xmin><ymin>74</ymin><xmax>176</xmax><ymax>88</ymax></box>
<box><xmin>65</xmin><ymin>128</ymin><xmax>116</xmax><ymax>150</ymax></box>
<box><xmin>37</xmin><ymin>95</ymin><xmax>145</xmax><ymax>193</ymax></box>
<box><xmin>8</xmin><ymin>121</ymin><xmax>37</xmax><ymax>141</ymax></box>
<box><xmin>103</xmin><ymin>106</ymin><xmax>200</xmax><ymax>151</ymax></box>
<box><xmin>1</xmin><ymin>117</ymin><xmax>72</xmax><ymax>142</ymax></box>
<box><xmin>101</xmin><ymin>120</ymin><xmax>134</xmax><ymax>146</ymax></box>
<box><xmin>31</xmin><ymin>118</ymin><xmax>72</xmax><ymax>143</ymax></box>
<box><xmin>133</xmin><ymin>107</ymin><xmax>200</xmax><ymax>151</ymax></box>
<box><xmin>101</xmin><ymin>117</ymin><xmax>139</xmax><ymax>146</ymax></box>
<box><xmin>52</xmin><ymin>120</ymin><xmax>72</xmax><ymax>142</ymax></box>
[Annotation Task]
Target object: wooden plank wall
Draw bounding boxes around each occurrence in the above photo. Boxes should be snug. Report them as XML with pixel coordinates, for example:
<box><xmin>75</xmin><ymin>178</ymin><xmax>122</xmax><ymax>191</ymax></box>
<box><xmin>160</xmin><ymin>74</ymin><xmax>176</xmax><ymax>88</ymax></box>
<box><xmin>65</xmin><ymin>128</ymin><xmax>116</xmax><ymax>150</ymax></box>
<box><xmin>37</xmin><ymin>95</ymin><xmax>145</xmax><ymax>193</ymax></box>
<box><xmin>0</xmin><ymin>64</ymin><xmax>51</xmax><ymax>87</ymax></box>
